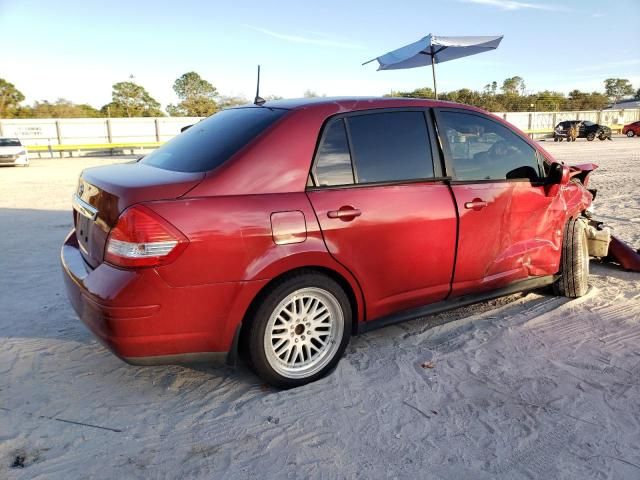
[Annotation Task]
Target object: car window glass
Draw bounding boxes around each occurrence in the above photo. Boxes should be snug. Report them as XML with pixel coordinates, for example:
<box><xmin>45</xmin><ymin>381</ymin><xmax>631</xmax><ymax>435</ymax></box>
<box><xmin>438</xmin><ymin>111</ymin><xmax>541</xmax><ymax>182</ymax></box>
<box><xmin>347</xmin><ymin>111</ymin><xmax>434</xmax><ymax>183</ymax></box>
<box><xmin>141</xmin><ymin>107</ymin><xmax>287</xmax><ymax>173</ymax></box>
<box><xmin>314</xmin><ymin>119</ymin><xmax>354</xmax><ymax>187</ymax></box>
<box><xmin>583</xmin><ymin>121</ymin><xmax>595</xmax><ymax>127</ymax></box>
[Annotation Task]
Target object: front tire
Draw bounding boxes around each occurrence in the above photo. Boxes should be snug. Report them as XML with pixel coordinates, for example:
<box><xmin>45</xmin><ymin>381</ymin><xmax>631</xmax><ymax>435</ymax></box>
<box><xmin>627</xmin><ymin>130</ymin><xmax>635</xmax><ymax>137</ymax></box>
<box><xmin>246</xmin><ymin>272</ymin><xmax>352</xmax><ymax>388</ymax></box>
<box><xmin>554</xmin><ymin>218</ymin><xmax>590</xmax><ymax>298</ymax></box>
<box><xmin>587</xmin><ymin>132</ymin><xmax>596</xmax><ymax>141</ymax></box>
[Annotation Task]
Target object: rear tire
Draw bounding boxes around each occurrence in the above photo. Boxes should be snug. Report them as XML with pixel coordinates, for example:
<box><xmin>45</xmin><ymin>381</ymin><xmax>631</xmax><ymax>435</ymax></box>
<box><xmin>246</xmin><ymin>271</ymin><xmax>352</xmax><ymax>388</ymax></box>
<box><xmin>554</xmin><ymin>218</ymin><xmax>590</xmax><ymax>298</ymax></box>
<box><xmin>587</xmin><ymin>132</ymin><xmax>596</xmax><ymax>141</ymax></box>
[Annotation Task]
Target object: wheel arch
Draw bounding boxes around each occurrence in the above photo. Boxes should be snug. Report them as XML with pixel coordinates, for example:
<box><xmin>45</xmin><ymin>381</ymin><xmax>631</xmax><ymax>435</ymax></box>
<box><xmin>235</xmin><ymin>265</ymin><xmax>364</xmax><ymax>363</ymax></box>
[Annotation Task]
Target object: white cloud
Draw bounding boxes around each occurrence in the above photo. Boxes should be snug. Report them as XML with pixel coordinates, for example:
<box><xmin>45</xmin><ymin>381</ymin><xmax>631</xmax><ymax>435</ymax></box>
<box><xmin>245</xmin><ymin>25</ymin><xmax>364</xmax><ymax>50</ymax></box>
<box><xmin>461</xmin><ymin>0</ymin><xmax>566</xmax><ymax>11</ymax></box>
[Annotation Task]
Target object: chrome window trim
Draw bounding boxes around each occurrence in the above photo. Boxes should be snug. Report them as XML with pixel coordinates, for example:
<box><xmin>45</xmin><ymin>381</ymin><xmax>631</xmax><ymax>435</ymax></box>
<box><xmin>72</xmin><ymin>194</ymin><xmax>98</xmax><ymax>221</ymax></box>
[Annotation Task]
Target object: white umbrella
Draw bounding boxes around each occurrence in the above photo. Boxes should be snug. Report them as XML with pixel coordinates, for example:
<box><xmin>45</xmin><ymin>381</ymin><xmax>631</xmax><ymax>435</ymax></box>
<box><xmin>363</xmin><ymin>34</ymin><xmax>503</xmax><ymax>99</ymax></box>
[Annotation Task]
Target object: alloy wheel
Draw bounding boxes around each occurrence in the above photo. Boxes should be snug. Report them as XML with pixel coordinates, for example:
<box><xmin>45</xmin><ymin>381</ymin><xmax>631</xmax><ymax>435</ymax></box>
<box><xmin>263</xmin><ymin>287</ymin><xmax>344</xmax><ymax>379</ymax></box>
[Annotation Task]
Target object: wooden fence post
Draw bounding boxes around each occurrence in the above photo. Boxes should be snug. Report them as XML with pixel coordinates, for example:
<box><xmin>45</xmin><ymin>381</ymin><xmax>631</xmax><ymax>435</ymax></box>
<box><xmin>106</xmin><ymin>119</ymin><xmax>113</xmax><ymax>144</ymax></box>
<box><xmin>155</xmin><ymin>118</ymin><xmax>161</xmax><ymax>142</ymax></box>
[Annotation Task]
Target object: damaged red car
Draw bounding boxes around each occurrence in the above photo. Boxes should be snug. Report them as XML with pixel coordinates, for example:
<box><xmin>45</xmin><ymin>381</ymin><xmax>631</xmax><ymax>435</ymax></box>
<box><xmin>61</xmin><ymin>98</ymin><xmax>602</xmax><ymax>387</ymax></box>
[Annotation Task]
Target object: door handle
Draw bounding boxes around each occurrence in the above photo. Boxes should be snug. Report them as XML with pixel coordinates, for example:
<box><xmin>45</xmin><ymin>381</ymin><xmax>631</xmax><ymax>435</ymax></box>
<box><xmin>464</xmin><ymin>199</ymin><xmax>488</xmax><ymax>210</ymax></box>
<box><xmin>327</xmin><ymin>207</ymin><xmax>361</xmax><ymax>221</ymax></box>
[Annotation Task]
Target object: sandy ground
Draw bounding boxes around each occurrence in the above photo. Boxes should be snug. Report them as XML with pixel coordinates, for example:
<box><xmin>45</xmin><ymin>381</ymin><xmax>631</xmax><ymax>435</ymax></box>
<box><xmin>1</xmin><ymin>138</ymin><xmax>639</xmax><ymax>479</ymax></box>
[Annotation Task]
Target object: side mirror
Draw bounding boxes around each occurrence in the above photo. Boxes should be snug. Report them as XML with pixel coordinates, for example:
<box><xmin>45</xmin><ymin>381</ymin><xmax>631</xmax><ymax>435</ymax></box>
<box><xmin>546</xmin><ymin>162</ymin><xmax>570</xmax><ymax>185</ymax></box>
<box><xmin>545</xmin><ymin>162</ymin><xmax>570</xmax><ymax>196</ymax></box>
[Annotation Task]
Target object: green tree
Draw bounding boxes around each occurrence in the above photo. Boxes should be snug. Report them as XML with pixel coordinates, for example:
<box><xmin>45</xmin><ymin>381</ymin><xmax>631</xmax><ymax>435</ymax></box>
<box><xmin>0</xmin><ymin>78</ymin><xmax>25</xmax><ymax>118</ymax></box>
<box><xmin>634</xmin><ymin>88</ymin><xmax>640</xmax><ymax>100</ymax></box>
<box><xmin>604</xmin><ymin>78</ymin><xmax>634</xmax><ymax>106</ymax></box>
<box><xmin>167</xmin><ymin>72</ymin><xmax>218</xmax><ymax>116</ymax></box>
<box><xmin>20</xmin><ymin>98</ymin><xmax>102</xmax><ymax>118</ymax></box>
<box><xmin>217</xmin><ymin>95</ymin><xmax>249</xmax><ymax>109</ymax></box>
<box><xmin>386</xmin><ymin>87</ymin><xmax>435</xmax><ymax>99</ymax></box>
<box><xmin>567</xmin><ymin>90</ymin><xmax>609</xmax><ymax>111</ymax></box>
<box><xmin>501</xmin><ymin>76</ymin><xmax>526</xmax><ymax>96</ymax></box>
<box><xmin>483</xmin><ymin>81</ymin><xmax>498</xmax><ymax>95</ymax></box>
<box><xmin>303</xmin><ymin>89</ymin><xmax>326</xmax><ymax>98</ymax></box>
<box><xmin>102</xmin><ymin>80</ymin><xmax>163</xmax><ymax>117</ymax></box>
<box><xmin>530</xmin><ymin>91</ymin><xmax>565</xmax><ymax>111</ymax></box>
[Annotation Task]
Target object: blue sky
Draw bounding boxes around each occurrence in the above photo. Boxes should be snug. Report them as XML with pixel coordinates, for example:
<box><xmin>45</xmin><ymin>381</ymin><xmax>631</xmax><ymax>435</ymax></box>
<box><xmin>1</xmin><ymin>0</ymin><xmax>638</xmax><ymax>110</ymax></box>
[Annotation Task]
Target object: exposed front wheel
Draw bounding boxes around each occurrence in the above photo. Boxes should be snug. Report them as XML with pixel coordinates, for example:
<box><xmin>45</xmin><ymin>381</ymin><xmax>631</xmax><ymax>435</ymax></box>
<box><xmin>554</xmin><ymin>218</ymin><xmax>590</xmax><ymax>298</ymax></box>
<box><xmin>247</xmin><ymin>272</ymin><xmax>352</xmax><ymax>388</ymax></box>
<box><xmin>586</xmin><ymin>132</ymin><xmax>596</xmax><ymax>141</ymax></box>
<box><xmin>627</xmin><ymin>131</ymin><xmax>635</xmax><ymax>137</ymax></box>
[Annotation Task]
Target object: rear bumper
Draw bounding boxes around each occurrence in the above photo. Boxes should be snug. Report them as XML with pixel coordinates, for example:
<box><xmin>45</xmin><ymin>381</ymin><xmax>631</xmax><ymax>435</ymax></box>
<box><xmin>0</xmin><ymin>155</ymin><xmax>28</xmax><ymax>165</ymax></box>
<box><xmin>61</xmin><ymin>229</ymin><xmax>246</xmax><ymax>366</ymax></box>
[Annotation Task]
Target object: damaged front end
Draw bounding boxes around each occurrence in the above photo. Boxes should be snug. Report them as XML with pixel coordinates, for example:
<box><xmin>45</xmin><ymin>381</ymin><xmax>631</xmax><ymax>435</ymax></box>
<box><xmin>570</xmin><ymin>163</ymin><xmax>640</xmax><ymax>273</ymax></box>
<box><xmin>606</xmin><ymin>236</ymin><xmax>640</xmax><ymax>272</ymax></box>
<box><xmin>586</xmin><ymin>219</ymin><xmax>640</xmax><ymax>272</ymax></box>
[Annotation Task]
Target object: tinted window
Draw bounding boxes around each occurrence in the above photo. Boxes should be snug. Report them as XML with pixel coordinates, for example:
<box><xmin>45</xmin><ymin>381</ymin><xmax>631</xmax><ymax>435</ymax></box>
<box><xmin>315</xmin><ymin>119</ymin><xmax>354</xmax><ymax>186</ymax></box>
<box><xmin>439</xmin><ymin>111</ymin><xmax>541</xmax><ymax>182</ymax></box>
<box><xmin>583</xmin><ymin>121</ymin><xmax>595</xmax><ymax>127</ymax></box>
<box><xmin>141</xmin><ymin>107</ymin><xmax>287</xmax><ymax>172</ymax></box>
<box><xmin>347</xmin><ymin>112</ymin><xmax>434</xmax><ymax>183</ymax></box>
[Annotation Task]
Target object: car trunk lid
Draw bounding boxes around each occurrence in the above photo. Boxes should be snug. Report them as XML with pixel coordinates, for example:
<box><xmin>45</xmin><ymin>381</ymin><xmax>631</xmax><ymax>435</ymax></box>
<box><xmin>73</xmin><ymin>161</ymin><xmax>204</xmax><ymax>268</ymax></box>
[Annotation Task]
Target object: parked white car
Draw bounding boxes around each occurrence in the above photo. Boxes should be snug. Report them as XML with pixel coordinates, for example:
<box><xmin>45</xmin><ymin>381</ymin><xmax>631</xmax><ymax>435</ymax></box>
<box><xmin>0</xmin><ymin>138</ymin><xmax>29</xmax><ymax>166</ymax></box>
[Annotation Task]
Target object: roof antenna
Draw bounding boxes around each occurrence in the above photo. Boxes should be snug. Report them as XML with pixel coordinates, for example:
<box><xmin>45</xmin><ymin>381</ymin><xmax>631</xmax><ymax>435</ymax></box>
<box><xmin>254</xmin><ymin>65</ymin><xmax>265</xmax><ymax>106</ymax></box>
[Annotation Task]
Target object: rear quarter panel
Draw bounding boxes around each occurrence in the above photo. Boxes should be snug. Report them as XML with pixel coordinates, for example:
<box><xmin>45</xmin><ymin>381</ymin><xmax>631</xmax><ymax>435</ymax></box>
<box><xmin>146</xmin><ymin>194</ymin><xmax>365</xmax><ymax>320</ymax></box>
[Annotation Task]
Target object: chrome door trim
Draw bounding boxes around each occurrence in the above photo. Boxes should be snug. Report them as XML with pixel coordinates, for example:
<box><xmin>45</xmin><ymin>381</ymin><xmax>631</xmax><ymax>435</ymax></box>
<box><xmin>72</xmin><ymin>194</ymin><xmax>98</xmax><ymax>221</ymax></box>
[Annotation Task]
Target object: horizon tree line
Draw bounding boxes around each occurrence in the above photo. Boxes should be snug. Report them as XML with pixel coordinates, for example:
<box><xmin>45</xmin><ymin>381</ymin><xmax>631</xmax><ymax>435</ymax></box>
<box><xmin>0</xmin><ymin>74</ymin><xmax>637</xmax><ymax>119</ymax></box>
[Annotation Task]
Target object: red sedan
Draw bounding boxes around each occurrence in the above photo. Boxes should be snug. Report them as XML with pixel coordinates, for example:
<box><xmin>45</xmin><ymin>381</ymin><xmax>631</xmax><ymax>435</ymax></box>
<box><xmin>62</xmin><ymin>98</ymin><xmax>596</xmax><ymax>387</ymax></box>
<box><xmin>622</xmin><ymin>121</ymin><xmax>640</xmax><ymax>137</ymax></box>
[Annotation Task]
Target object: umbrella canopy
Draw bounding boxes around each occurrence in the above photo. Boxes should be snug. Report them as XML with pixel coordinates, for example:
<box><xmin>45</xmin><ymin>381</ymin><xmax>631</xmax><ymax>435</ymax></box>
<box><xmin>364</xmin><ymin>34</ymin><xmax>503</xmax><ymax>98</ymax></box>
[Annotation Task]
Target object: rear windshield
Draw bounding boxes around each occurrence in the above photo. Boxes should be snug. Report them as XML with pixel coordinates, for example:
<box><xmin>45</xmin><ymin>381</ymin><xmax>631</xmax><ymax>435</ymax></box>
<box><xmin>0</xmin><ymin>138</ymin><xmax>21</xmax><ymax>147</ymax></box>
<box><xmin>141</xmin><ymin>107</ymin><xmax>288</xmax><ymax>172</ymax></box>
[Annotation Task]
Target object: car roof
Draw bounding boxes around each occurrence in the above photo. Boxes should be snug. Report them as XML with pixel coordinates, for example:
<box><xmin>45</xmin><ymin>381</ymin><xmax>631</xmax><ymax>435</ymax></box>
<box><xmin>234</xmin><ymin>96</ymin><xmax>473</xmax><ymax>111</ymax></box>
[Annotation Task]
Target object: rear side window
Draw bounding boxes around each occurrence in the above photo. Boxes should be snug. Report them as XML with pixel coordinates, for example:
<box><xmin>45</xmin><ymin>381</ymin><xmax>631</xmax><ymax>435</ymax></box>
<box><xmin>315</xmin><ymin>119</ymin><xmax>354</xmax><ymax>187</ymax></box>
<box><xmin>348</xmin><ymin>112</ymin><xmax>434</xmax><ymax>183</ymax></box>
<box><xmin>141</xmin><ymin>107</ymin><xmax>287</xmax><ymax>172</ymax></box>
<box><xmin>438</xmin><ymin>111</ymin><xmax>541</xmax><ymax>182</ymax></box>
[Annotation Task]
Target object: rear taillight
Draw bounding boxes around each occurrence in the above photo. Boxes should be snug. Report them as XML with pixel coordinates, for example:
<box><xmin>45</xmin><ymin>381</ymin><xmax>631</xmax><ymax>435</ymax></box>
<box><xmin>105</xmin><ymin>205</ymin><xmax>188</xmax><ymax>268</ymax></box>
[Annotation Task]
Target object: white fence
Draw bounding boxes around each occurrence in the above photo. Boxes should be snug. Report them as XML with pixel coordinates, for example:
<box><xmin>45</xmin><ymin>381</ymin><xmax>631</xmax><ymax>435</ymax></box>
<box><xmin>494</xmin><ymin>109</ymin><xmax>639</xmax><ymax>134</ymax></box>
<box><xmin>0</xmin><ymin>117</ymin><xmax>203</xmax><ymax>147</ymax></box>
<box><xmin>0</xmin><ymin>108</ymin><xmax>638</xmax><ymax>153</ymax></box>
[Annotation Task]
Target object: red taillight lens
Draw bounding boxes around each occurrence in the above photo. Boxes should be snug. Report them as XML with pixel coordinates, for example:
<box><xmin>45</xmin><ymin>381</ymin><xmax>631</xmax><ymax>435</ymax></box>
<box><xmin>105</xmin><ymin>205</ymin><xmax>188</xmax><ymax>268</ymax></box>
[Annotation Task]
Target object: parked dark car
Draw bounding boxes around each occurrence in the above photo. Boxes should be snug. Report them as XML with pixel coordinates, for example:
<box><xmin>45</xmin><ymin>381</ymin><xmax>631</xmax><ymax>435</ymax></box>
<box><xmin>62</xmin><ymin>97</ymin><xmax>597</xmax><ymax>387</ymax></box>
<box><xmin>553</xmin><ymin>120</ymin><xmax>612</xmax><ymax>141</ymax></box>
<box><xmin>622</xmin><ymin>121</ymin><xmax>640</xmax><ymax>137</ymax></box>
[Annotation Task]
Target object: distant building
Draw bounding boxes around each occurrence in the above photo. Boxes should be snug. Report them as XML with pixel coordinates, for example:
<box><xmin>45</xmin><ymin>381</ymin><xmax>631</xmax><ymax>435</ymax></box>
<box><xmin>605</xmin><ymin>99</ymin><xmax>640</xmax><ymax>110</ymax></box>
